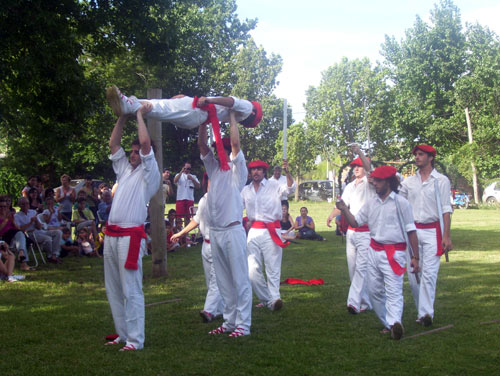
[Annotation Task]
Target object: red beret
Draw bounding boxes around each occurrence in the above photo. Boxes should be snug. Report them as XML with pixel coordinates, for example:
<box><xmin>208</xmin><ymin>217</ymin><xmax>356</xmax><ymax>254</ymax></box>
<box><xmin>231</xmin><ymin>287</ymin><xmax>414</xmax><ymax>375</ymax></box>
<box><xmin>242</xmin><ymin>101</ymin><xmax>263</xmax><ymax>129</ymax></box>
<box><xmin>248</xmin><ymin>160</ymin><xmax>269</xmax><ymax>170</ymax></box>
<box><xmin>412</xmin><ymin>144</ymin><xmax>436</xmax><ymax>157</ymax></box>
<box><xmin>350</xmin><ymin>157</ymin><xmax>370</xmax><ymax>167</ymax></box>
<box><xmin>370</xmin><ymin>165</ymin><xmax>397</xmax><ymax>179</ymax></box>
<box><xmin>211</xmin><ymin>137</ymin><xmax>231</xmax><ymax>151</ymax></box>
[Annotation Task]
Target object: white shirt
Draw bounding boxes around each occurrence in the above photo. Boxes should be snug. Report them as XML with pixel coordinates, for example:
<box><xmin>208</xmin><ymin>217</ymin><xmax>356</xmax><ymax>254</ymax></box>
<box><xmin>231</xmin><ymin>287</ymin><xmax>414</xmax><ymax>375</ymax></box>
<box><xmin>193</xmin><ymin>194</ymin><xmax>209</xmax><ymax>240</ymax></box>
<box><xmin>355</xmin><ymin>192</ymin><xmax>416</xmax><ymax>244</ymax></box>
<box><xmin>342</xmin><ymin>176</ymin><xmax>376</xmax><ymax>216</ymax></box>
<box><xmin>175</xmin><ymin>172</ymin><xmax>200</xmax><ymax>201</ymax></box>
<box><xmin>14</xmin><ymin>209</ymin><xmax>37</xmax><ymax>232</ymax></box>
<box><xmin>269</xmin><ymin>174</ymin><xmax>296</xmax><ymax>201</ymax></box>
<box><xmin>241</xmin><ymin>178</ymin><xmax>293</xmax><ymax>222</ymax></box>
<box><xmin>201</xmin><ymin>149</ymin><xmax>247</xmax><ymax>229</ymax></box>
<box><xmin>399</xmin><ymin>169</ymin><xmax>452</xmax><ymax>223</ymax></box>
<box><xmin>147</xmin><ymin>96</ymin><xmax>254</xmax><ymax>130</ymax></box>
<box><xmin>108</xmin><ymin>147</ymin><xmax>161</xmax><ymax>228</ymax></box>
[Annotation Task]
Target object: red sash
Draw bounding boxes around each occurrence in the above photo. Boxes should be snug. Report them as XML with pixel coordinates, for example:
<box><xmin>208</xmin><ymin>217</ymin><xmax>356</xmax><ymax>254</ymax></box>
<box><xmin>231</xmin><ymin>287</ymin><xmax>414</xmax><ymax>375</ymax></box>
<box><xmin>105</xmin><ymin>224</ymin><xmax>146</xmax><ymax>270</ymax></box>
<box><xmin>192</xmin><ymin>97</ymin><xmax>230</xmax><ymax>171</ymax></box>
<box><xmin>370</xmin><ymin>238</ymin><xmax>407</xmax><ymax>276</ymax></box>
<box><xmin>204</xmin><ymin>239</ymin><xmax>210</xmax><ymax>244</ymax></box>
<box><xmin>348</xmin><ymin>224</ymin><xmax>369</xmax><ymax>232</ymax></box>
<box><xmin>251</xmin><ymin>220</ymin><xmax>290</xmax><ymax>248</ymax></box>
<box><xmin>415</xmin><ymin>221</ymin><xmax>443</xmax><ymax>256</ymax></box>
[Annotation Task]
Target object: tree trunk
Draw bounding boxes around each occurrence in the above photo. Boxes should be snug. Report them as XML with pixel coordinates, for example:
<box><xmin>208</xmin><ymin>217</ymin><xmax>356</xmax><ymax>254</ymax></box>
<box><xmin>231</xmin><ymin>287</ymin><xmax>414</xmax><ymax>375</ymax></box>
<box><xmin>465</xmin><ymin>108</ymin><xmax>479</xmax><ymax>204</ymax></box>
<box><xmin>147</xmin><ymin>88</ymin><xmax>168</xmax><ymax>277</ymax></box>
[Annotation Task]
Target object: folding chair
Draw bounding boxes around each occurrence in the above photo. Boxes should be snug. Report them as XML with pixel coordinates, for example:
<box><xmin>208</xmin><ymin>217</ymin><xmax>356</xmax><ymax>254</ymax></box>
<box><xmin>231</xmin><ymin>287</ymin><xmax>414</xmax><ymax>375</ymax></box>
<box><xmin>25</xmin><ymin>231</ymin><xmax>47</xmax><ymax>267</ymax></box>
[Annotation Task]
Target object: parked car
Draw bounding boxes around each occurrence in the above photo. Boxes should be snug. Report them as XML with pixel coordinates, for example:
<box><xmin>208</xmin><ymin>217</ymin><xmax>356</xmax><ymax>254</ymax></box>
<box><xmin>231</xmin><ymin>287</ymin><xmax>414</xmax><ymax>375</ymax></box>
<box><xmin>293</xmin><ymin>180</ymin><xmax>336</xmax><ymax>201</ymax></box>
<box><xmin>482</xmin><ymin>181</ymin><xmax>500</xmax><ymax>204</ymax></box>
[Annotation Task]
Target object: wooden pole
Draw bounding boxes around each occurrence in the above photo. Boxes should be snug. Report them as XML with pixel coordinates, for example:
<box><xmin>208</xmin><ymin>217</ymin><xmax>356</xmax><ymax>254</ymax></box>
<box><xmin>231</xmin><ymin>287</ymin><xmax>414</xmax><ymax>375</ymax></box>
<box><xmin>147</xmin><ymin>88</ymin><xmax>168</xmax><ymax>277</ymax></box>
<box><xmin>465</xmin><ymin>108</ymin><xmax>479</xmax><ymax>204</ymax></box>
<box><xmin>402</xmin><ymin>324</ymin><xmax>454</xmax><ymax>340</ymax></box>
<box><xmin>283</xmin><ymin>98</ymin><xmax>288</xmax><ymax>160</ymax></box>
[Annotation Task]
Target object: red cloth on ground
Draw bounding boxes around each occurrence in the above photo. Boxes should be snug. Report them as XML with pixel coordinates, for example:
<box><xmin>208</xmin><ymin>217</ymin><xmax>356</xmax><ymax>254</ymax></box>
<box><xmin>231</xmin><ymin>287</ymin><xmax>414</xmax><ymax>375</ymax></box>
<box><xmin>105</xmin><ymin>224</ymin><xmax>146</xmax><ymax>270</ymax></box>
<box><xmin>281</xmin><ymin>278</ymin><xmax>324</xmax><ymax>285</ymax></box>
<box><xmin>251</xmin><ymin>220</ymin><xmax>290</xmax><ymax>248</ymax></box>
<box><xmin>192</xmin><ymin>97</ymin><xmax>230</xmax><ymax>171</ymax></box>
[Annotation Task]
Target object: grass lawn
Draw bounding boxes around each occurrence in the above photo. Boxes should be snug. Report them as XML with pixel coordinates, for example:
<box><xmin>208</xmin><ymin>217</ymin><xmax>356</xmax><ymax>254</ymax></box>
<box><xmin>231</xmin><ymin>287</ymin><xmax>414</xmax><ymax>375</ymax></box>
<box><xmin>2</xmin><ymin>204</ymin><xmax>499</xmax><ymax>375</ymax></box>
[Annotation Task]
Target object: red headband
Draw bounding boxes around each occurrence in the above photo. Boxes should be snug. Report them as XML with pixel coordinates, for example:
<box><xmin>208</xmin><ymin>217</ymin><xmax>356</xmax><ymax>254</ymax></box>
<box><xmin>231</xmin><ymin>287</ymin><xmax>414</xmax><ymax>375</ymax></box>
<box><xmin>370</xmin><ymin>165</ymin><xmax>397</xmax><ymax>179</ymax></box>
<box><xmin>248</xmin><ymin>160</ymin><xmax>269</xmax><ymax>170</ymax></box>
<box><xmin>412</xmin><ymin>144</ymin><xmax>436</xmax><ymax>157</ymax></box>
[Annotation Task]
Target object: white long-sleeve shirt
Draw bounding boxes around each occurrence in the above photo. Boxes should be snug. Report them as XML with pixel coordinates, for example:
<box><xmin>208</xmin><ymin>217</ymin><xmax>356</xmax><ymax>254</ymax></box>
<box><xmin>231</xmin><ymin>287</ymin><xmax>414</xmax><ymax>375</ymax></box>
<box><xmin>241</xmin><ymin>178</ymin><xmax>293</xmax><ymax>222</ymax></box>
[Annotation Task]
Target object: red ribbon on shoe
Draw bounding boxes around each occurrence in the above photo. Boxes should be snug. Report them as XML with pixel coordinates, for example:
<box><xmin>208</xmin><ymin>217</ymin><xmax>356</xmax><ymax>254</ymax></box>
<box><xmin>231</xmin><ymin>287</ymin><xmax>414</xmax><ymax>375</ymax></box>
<box><xmin>193</xmin><ymin>97</ymin><xmax>230</xmax><ymax>171</ymax></box>
<box><xmin>370</xmin><ymin>238</ymin><xmax>407</xmax><ymax>276</ymax></box>
<box><xmin>251</xmin><ymin>220</ymin><xmax>290</xmax><ymax>248</ymax></box>
<box><xmin>415</xmin><ymin>221</ymin><xmax>443</xmax><ymax>256</ymax></box>
<box><xmin>281</xmin><ymin>278</ymin><xmax>324</xmax><ymax>285</ymax></box>
<box><xmin>105</xmin><ymin>224</ymin><xmax>146</xmax><ymax>270</ymax></box>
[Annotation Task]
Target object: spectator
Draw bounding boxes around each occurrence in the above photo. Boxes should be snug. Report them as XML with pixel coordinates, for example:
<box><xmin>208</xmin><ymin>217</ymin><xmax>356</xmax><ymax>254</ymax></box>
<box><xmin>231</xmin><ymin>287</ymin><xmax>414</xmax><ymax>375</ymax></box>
<box><xmin>16</xmin><ymin>196</ymin><xmax>62</xmax><ymax>264</ymax></box>
<box><xmin>81</xmin><ymin>176</ymin><xmax>93</xmax><ymax>196</ymax></box>
<box><xmin>3</xmin><ymin>195</ymin><xmax>16</xmax><ymax>215</ymax></box>
<box><xmin>77</xmin><ymin>227</ymin><xmax>99</xmax><ymax>257</ymax></box>
<box><xmin>44</xmin><ymin>188</ymin><xmax>55</xmax><ymax>203</ymax></box>
<box><xmin>27</xmin><ymin>188</ymin><xmax>44</xmax><ymax>213</ymax></box>
<box><xmin>269</xmin><ymin>166</ymin><xmax>296</xmax><ymax>203</ymax></box>
<box><xmin>280</xmin><ymin>201</ymin><xmax>296</xmax><ymax>240</ymax></box>
<box><xmin>167</xmin><ymin>209</ymin><xmax>177</xmax><ymax>228</ymax></box>
<box><xmin>162</xmin><ymin>169</ymin><xmax>174</xmax><ymax>203</ymax></box>
<box><xmin>1</xmin><ymin>241</ymin><xmax>24</xmax><ymax>282</ymax></box>
<box><xmin>1</xmin><ymin>197</ymin><xmax>31</xmax><ymax>271</ymax></box>
<box><xmin>73</xmin><ymin>197</ymin><xmax>98</xmax><ymax>241</ymax></box>
<box><xmin>165</xmin><ymin>221</ymin><xmax>180</xmax><ymax>252</ymax></box>
<box><xmin>60</xmin><ymin>227</ymin><xmax>79</xmax><ymax>257</ymax></box>
<box><xmin>295</xmin><ymin>207</ymin><xmax>326</xmax><ymax>241</ymax></box>
<box><xmin>22</xmin><ymin>176</ymin><xmax>38</xmax><ymax>198</ymax></box>
<box><xmin>97</xmin><ymin>190</ymin><xmax>112</xmax><ymax>223</ymax></box>
<box><xmin>39</xmin><ymin>174</ymin><xmax>50</xmax><ymax>200</ymax></box>
<box><xmin>98</xmin><ymin>182</ymin><xmax>110</xmax><ymax>199</ymax></box>
<box><xmin>174</xmin><ymin>162</ymin><xmax>200</xmax><ymax>226</ymax></box>
<box><xmin>55</xmin><ymin>174</ymin><xmax>76</xmax><ymax>222</ymax></box>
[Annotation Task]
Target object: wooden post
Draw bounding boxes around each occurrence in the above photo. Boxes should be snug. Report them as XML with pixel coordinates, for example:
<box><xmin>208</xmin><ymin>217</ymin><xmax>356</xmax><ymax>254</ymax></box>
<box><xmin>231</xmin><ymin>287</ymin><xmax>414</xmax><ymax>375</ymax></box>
<box><xmin>465</xmin><ymin>108</ymin><xmax>479</xmax><ymax>204</ymax></box>
<box><xmin>147</xmin><ymin>88</ymin><xmax>168</xmax><ymax>277</ymax></box>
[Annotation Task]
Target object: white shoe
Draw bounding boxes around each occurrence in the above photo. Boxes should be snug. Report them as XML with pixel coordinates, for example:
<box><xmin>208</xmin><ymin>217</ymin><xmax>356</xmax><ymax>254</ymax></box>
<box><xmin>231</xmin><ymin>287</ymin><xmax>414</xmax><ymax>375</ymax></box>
<box><xmin>7</xmin><ymin>276</ymin><xmax>18</xmax><ymax>283</ymax></box>
<box><xmin>13</xmin><ymin>275</ymin><xmax>25</xmax><ymax>281</ymax></box>
<box><xmin>106</xmin><ymin>85</ymin><xmax>141</xmax><ymax>117</ymax></box>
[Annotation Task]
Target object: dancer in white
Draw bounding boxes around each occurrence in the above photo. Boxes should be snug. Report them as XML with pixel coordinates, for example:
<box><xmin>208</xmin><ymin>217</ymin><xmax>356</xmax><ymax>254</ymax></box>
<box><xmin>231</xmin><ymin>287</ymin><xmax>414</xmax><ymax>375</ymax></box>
<box><xmin>336</xmin><ymin>165</ymin><xmax>420</xmax><ymax>340</ymax></box>
<box><xmin>400</xmin><ymin>144</ymin><xmax>452</xmax><ymax>327</ymax></box>
<box><xmin>327</xmin><ymin>144</ymin><xmax>374</xmax><ymax>314</ymax></box>
<box><xmin>103</xmin><ymin>103</ymin><xmax>161</xmax><ymax>351</ymax></box>
<box><xmin>171</xmin><ymin>184</ymin><xmax>224</xmax><ymax>323</ymax></box>
<box><xmin>241</xmin><ymin>160</ymin><xmax>294</xmax><ymax>311</ymax></box>
<box><xmin>198</xmin><ymin>110</ymin><xmax>252</xmax><ymax>338</ymax></box>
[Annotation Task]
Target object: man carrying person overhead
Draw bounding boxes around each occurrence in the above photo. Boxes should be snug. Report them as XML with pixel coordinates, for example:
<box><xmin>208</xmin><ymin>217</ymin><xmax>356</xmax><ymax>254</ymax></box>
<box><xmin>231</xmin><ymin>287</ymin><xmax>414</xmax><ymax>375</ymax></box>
<box><xmin>336</xmin><ymin>165</ymin><xmax>420</xmax><ymax>340</ymax></box>
<box><xmin>103</xmin><ymin>102</ymin><xmax>161</xmax><ymax>351</ymax></box>
<box><xmin>241</xmin><ymin>159</ymin><xmax>295</xmax><ymax>311</ymax></box>
<box><xmin>198</xmin><ymin>110</ymin><xmax>252</xmax><ymax>338</ymax></box>
<box><xmin>399</xmin><ymin>144</ymin><xmax>452</xmax><ymax>327</ymax></box>
<box><xmin>327</xmin><ymin>144</ymin><xmax>375</xmax><ymax>314</ymax></box>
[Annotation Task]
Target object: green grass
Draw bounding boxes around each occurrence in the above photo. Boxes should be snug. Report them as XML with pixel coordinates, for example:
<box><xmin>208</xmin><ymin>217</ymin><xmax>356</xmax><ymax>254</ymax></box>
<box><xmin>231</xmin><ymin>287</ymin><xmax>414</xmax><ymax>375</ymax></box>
<box><xmin>2</xmin><ymin>205</ymin><xmax>500</xmax><ymax>375</ymax></box>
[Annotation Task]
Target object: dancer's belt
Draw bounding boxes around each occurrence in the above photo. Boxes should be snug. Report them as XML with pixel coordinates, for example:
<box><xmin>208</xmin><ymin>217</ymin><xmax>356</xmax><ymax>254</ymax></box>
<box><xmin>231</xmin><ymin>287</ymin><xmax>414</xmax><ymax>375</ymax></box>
<box><xmin>251</xmin><ymin>220</ymin><xmax>290</xmax><ymax>248</ymax></box>
<box><xmin>348</xmin><ymin>224</ymin><xmax>369</xmax><ymax>232</ymax></box>
<box><xmin>415</xmin><ymin>221</ymin><xmax>443</xmax><ymax>256</ymax></box>
<box><xmin>370</xmin><ymin>238</ymin><xmax>407</xmax><ymax>276</ymax></box>
<box><xmin>204</xmin><ymin>239</ymin><xmax>210</xmax><ymax>244</ymax></box>
<box><xmin>105</xmin><ymin>224</ymin><xmax>146</xmax><ymax>270</ymax></box>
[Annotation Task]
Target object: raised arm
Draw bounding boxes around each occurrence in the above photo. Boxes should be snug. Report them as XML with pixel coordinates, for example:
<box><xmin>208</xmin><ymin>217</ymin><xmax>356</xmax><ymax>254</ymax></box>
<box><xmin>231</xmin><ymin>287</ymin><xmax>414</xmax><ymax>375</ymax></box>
<box><xmin>136</xmin><ymin>103</ymin><xmax>153</xmax><ymax>155</ymax></box>
<box><xmin>351</xmin><ymin>143</ymin><xmax>371</xmax><ymax>172</ymax></box>
<box><xmin>198</xmin><ymin>124</ymin><xmax>210</xmax><ymax>157</ymax></box>
<box><xmin>282</xmin><ymin>160</ymin><xmax>294</xmax><ymax>187</ymax></box>
<box><xmin>109</xmin><ymin>115</ymin><xmax>128</xmax><ymax>155</ymax></box>
<box><xmin>229</xmin><ymin>111</ymin><xmax>240</xmax><ymax>157</ymax></box>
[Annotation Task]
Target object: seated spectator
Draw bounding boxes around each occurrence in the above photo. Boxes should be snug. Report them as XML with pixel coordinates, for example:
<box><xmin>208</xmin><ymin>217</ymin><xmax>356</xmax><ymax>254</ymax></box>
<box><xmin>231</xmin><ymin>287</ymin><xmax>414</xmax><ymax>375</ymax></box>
<box><xmin>280</xmin><ymin>201</ymin><xmax>296</xmax><ymax>240</ymax></box>
<box><xmin>295</xmin><ymin>207</ymin><xmax>326</xmax><ymax>241</ymax></box>
<box><xmin>2</xmin><ymin>195</ymin><xmax>16</xmax><ymax>215</ymax></box>
<box><xmin>0</xmin><ymin>197</ymin><xmax>31</xmax><ymax>271</ymax></box>
<box><xmin>60</xmin><ymin>227</ymin><xmax>79</xmax><ymax>257</ymax></box>
<box><xmin>97</xmin><ymin>190</ymin><xmax>112</xmax><ymax>223</ymax></box>
<box><xmin>77</xmin><ymin>227</ymin><xmax>99</xmax><ymax>257</ymax></box>
<box><xmin>165</xmin><ymin>221</ymin><xmax>180</xmax><ymax>252</ymax></box>
<box><xmin>42</xmin><ymin>196</ymin><xmax>64</xmax><ymax>231</ymax></box>
<box><xmin>98</xmin><ymin>182</ymin><xmax>110</xmax><ymax>199</ymax></box>
<box><xmin>95</xmin><ymin>225</ymin><xmax>106</xmax><ymax>256</ymax></box>
<box><xmin>167</xmin><ymin>209</ymin><xmax>177</xmax><ymax>227</ymax></box>
<box><xmin>1</xmin><ymin>241</ymin><xmax>24</xmax><ymax>282</ymax></box>
<box><xmin>72</xmin><ymin>197</ymin><xmax>98</xmax><ymax>241</ymax></box>
<box><xmin>21</xmin><ymin>176</ymin><xmax>38</xmax><ymax>198</ymax></box>
<box><xmin>55</xmin><ymin>174</ymin><xmax>75</xmax><ymax>222</ymax></box>
<box><xmin>27</xmin><ymin>188</ymin><xmax>44</xmax><ymax>213</ymax></box>
<box><xmin>17</xmin><ymin>196</ymin><xmax>62</xmax><ymax>264</ymax></box>
<box><xmin>88</xmin><ymin>186</ymin><xmax>101</xmax><ymax>224</ymax></box>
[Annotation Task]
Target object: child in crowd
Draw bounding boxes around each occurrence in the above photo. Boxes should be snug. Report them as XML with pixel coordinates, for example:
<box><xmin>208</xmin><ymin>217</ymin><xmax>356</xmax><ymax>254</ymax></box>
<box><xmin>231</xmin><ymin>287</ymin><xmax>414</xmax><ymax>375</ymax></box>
<box><xmin>60</xmin><ymin>228</ymin><xmax>79</xmax><ymax>257</ymax></box>
<box><xmin>166</xmin><ymin>221</ymin><xmax>180</xmax><ymax>252</ymax></box>
<box><xmin>77</xmin><ymin>228</ymin><xmax>99</xmax><ymax>257</ymax></box>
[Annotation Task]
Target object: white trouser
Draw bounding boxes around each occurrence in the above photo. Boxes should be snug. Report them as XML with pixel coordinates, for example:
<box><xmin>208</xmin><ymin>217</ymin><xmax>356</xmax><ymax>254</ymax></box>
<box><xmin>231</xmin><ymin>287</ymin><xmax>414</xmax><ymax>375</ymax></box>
<box><xmin>10</xmin><ymin>231</ymin><xmax>28</xmax><ymax>262</ymax></box>
<box><xmin>247</xmin><ymin>228</ymin><xmax>283</xmax><ymax>307</ymax></box>
<box><xmin>201</xmin><ymin>241</ymin><xmax>224</xmax><ymax>315</ymax></box>
<box><xmin>104</xmin><ymin>235</ymin><xmax>146</xmax><ymax>349</ymax></box>
<box><xmin>407</xmin><ymin>227</ymin><xmax>441</xmax><ymax>319</ymax></box>
<box><xmin>367</xmin><ymin>247</ymin><xmax>406</xmax><ymax>329</ymax></box>
<box><xmin>145</xmin><ymin>97</ymin><xmax>206</xmax><ymax>129</ymax></box>
<box><xmin>210</xmin><ymin>225</ymin><xmax>251</xmax><ymax>332</ymax></box>
<box><xmin>30</xmin><ymin>229</ymin><xmax>62</xmax><ymax>258</ymax></box>
<box><xmin>346</xmin><ymin>230</ymin><xmax>372</xmax><ymax>311</ymax></box>
<box><xmin>345</xmin><ymin>229</ymin><xmax>357</xmax><ymax>281</ymax></box>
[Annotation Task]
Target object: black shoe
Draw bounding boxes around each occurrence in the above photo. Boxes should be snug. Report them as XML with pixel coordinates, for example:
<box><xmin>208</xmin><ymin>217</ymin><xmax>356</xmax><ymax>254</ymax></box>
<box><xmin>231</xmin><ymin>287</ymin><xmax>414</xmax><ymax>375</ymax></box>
<box><xmin>422</xmin><ymin>314</ymin><xmax>433</xmax><ymax>327</ymax></box>
<box><xmin>391</xmin><ymin>322</ymin><xmax>404</xmax><ymax>340</ymax></box>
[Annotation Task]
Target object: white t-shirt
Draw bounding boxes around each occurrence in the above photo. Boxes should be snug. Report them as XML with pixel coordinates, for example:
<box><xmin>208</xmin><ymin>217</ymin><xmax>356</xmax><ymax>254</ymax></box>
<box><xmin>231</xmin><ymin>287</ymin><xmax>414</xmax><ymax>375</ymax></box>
<box><xmin>175</xmin><ymin>172</ymin><xmax>200</xmax><ymax>201</ymax></box>
<box><xmin>241</xmin><ymin>178</ymin><xmax>293</xmax><ymax>222</ymax></box>
<box><xmin>269</xmin><ymin>174</ymin><xmax>296</xmax><ymax>201</ymax></box>
<box><xmin>342</xmin><ymin>176</ymin><xmax>376</xmax><ymax>216</ymax></box>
